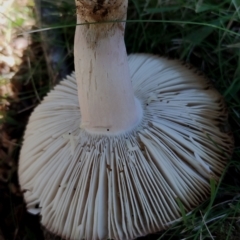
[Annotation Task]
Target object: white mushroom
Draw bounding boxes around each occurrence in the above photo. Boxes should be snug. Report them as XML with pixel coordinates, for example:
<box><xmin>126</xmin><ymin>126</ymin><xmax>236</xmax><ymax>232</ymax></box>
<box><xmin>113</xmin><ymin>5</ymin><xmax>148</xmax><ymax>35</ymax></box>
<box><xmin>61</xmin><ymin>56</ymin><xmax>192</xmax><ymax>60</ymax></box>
<box><xmin>18</xmin><ymin>1</ymin><xmax>234</xmax><ymax>240</ymax></box>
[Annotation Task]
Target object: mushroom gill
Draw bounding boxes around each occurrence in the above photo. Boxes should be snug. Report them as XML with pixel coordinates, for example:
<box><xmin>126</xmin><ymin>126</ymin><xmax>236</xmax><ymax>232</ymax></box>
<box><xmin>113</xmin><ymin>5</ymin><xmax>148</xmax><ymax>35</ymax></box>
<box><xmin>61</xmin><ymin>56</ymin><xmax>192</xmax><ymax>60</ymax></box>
<box><xmin>19</xmin><ymin>54</ymin><xmax>233</xmax><ymax>240</ymax></box>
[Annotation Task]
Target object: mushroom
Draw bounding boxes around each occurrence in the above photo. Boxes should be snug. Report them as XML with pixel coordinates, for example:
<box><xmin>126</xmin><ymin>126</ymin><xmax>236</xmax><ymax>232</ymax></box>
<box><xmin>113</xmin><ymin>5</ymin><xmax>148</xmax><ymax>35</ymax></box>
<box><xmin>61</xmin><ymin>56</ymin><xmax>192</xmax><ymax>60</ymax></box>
<box><xmin>18</xmin><ymin>0</ymin><xmax>234</xmax><ymax>240</ymax></box>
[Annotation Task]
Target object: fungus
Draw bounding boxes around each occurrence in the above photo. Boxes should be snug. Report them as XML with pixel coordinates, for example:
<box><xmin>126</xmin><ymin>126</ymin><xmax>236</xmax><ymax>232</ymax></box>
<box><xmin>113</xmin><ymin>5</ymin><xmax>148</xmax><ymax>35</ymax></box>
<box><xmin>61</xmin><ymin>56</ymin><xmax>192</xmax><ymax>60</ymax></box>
<box><xmin>19</xmin><ymin>0</ymin><xmax>234</xmax><ymax>239</ymax></box>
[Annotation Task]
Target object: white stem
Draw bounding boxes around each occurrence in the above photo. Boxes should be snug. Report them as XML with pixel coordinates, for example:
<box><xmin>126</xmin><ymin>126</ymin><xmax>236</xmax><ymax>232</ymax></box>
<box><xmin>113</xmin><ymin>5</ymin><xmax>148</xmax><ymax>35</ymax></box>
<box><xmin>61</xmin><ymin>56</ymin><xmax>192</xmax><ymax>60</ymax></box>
<box><xmin>74</xmin><ymin>1</ymin><xmax>142</xmax><ymax>135</ymax></box>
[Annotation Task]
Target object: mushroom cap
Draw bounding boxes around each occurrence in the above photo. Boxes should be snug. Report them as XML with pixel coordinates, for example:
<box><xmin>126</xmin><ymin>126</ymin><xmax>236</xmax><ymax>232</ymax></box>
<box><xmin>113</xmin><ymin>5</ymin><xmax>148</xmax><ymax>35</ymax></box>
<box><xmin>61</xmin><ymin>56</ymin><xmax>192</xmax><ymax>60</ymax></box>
<box><xmin>19</xmin><ymin>54</ymin><xmax>233</xmax><ymax>240</ymax></box>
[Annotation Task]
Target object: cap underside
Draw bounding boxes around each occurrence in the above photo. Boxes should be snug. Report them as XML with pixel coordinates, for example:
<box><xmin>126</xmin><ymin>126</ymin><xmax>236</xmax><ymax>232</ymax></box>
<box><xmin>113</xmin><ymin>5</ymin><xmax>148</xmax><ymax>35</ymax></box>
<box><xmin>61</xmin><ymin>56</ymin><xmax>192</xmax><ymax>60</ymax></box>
<box><xmin>19</xmin><ymin>54</ymin><xmax>233</xmax><ymax>240</ymax></box>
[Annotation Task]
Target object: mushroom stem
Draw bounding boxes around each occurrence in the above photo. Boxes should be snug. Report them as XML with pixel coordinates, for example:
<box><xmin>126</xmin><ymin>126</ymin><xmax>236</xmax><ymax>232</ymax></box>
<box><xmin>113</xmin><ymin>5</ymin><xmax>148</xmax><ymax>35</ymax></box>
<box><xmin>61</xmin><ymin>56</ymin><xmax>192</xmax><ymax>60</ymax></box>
<box><xmin>74</xmin><ymin>0</ymin><xmax>142</xmax><ymax>135</ymax></box>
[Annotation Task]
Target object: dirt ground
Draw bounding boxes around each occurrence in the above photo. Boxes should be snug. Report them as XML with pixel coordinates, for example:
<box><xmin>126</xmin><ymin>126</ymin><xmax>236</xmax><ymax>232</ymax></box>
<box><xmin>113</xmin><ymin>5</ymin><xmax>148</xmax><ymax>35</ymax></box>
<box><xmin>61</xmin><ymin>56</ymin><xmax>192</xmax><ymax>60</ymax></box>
<box><xmin>0</xmin><ymin>1</ymin><xmax>46</xmax><ymax>239</ymax></box>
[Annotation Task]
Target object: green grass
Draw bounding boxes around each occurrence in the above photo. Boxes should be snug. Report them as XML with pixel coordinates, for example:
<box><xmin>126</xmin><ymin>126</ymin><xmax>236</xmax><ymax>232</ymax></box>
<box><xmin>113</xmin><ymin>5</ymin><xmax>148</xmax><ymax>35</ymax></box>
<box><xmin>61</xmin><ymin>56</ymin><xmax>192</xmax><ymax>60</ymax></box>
<box><xmin>1</xmin><ymin>0</ymin><xmax>240</xmax><ymax>239</ymax></box>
